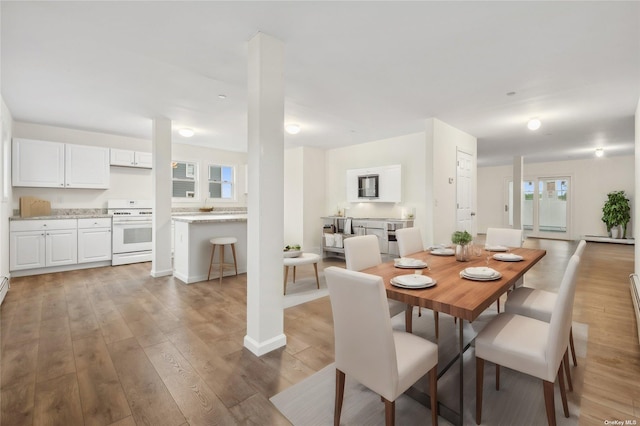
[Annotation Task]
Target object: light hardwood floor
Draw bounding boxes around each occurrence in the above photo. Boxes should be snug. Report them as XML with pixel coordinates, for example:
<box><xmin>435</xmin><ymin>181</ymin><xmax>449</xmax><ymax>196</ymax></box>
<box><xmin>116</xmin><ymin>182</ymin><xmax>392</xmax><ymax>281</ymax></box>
<box><xmin>1</xmin><ymin>239</ymin><xmax>638</xmax><ymax>425</ymax></box>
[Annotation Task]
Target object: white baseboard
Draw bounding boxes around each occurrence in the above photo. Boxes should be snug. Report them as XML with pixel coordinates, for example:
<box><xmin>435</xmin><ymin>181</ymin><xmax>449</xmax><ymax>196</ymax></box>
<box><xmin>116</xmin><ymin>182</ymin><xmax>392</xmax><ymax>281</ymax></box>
<box><xmin>244</xmin><ymin>333</ymin><xmax>287</xmax><ymax>356</ymax></box>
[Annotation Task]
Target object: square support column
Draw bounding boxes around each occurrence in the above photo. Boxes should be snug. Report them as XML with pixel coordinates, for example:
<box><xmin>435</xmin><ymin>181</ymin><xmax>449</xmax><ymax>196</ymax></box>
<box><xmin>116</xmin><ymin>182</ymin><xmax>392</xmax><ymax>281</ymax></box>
<box><xmin>244</xmin><ymin>32</ymin><xmax>286</xmax><ymax>356</ymax></box>
<box><xmin>151</xmin><ymin>117</ymin><xmax>173</xmax><ymax>277</ymax></box>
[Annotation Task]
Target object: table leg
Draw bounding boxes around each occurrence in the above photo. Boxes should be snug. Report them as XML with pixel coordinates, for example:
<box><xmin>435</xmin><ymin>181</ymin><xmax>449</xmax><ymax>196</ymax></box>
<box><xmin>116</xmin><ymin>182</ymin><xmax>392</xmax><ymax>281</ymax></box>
<box><xmin>458</xmin><ymin>318</ymin><xmax>464</xmax><ymax>426</ymax></box>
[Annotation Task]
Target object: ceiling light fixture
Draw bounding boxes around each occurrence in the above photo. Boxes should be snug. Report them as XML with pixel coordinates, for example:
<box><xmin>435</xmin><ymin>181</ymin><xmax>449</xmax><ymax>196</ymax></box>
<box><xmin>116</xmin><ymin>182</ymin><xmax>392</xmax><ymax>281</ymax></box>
<box><xmin>285</xmin><ymin>123</ymin><xmax>301</xmax><ymax>135</ymax></box>
<box><xmin>595</xmin><ymin>148</ymin><xmax>604</xmax><ymax>157</ymax></box>
<box><xmin>527</xmin><ymin>118</ymin><xmax>541</xmax><ymax>131</ymax></box>
<box><xmin>218</xmin><ymin>94</ymin><xmax>226</xmax><ymax>99</ymax></box>
<box><xmin>178</xmin><ymin>128</ymin><xmax>195</xmax><ymax>137</ymax></box>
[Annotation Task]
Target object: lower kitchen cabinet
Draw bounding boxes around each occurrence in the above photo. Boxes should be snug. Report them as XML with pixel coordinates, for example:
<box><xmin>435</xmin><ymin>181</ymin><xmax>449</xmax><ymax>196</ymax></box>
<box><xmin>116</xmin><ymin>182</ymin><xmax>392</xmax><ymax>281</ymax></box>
<box><xmin>78</xmin><ymin>218</ymin><xmax>112</xmax><ymax>263</ymax></box>
<box><xmin>10</xmin><ymin>219</ymin><xmax>78</xmax><ymax>271</ymax></box>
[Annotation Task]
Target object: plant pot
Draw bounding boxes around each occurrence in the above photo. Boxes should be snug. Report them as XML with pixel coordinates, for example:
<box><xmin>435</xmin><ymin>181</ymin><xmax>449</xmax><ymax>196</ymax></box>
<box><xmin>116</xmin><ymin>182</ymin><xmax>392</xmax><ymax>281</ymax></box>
<box><xmin>611</xmin><ymin>226</ymin><xmax>620</xmax><ymax>239</ymax></box>
<box><xmin>455</xmin><ymin>244</ymin><xmax>470</xmax><ymax>262</ymax></box>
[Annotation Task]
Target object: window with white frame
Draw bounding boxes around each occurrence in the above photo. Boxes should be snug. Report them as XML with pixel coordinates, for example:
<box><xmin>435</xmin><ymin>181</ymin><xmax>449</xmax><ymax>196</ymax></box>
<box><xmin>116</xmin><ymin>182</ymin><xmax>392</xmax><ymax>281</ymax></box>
<box><xmin>208</xmin><ymin>164</ymin><xmax>234</xmax><ymax>200</ymax></box>
<box><xmin>172</xmin><ymin>161</ymin><xmax>197</xmax><ymax>198</ymax></box>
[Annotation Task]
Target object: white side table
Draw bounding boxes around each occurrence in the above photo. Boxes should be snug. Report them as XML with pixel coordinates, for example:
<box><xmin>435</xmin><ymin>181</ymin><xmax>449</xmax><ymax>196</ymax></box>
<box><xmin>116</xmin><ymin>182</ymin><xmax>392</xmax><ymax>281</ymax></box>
<box><xmin>283</xmin><ymin>253</ymin><xmax>321</xmax><ymax>294</ymax></box>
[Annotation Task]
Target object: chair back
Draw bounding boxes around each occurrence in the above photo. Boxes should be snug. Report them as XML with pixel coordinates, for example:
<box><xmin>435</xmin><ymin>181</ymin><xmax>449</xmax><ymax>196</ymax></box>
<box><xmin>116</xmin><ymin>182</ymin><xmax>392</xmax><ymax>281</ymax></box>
<box><xmin>396</xmin><ymin>227</ymin><xmax>424</xmax><ymax>257</ymax></box>
<box><xmin>486</xmin><ymin>227</ymin><xmax>523</xmax><ymax>248</ymax></box>
<box><xmin>574</xmin><ymin>239</ymin><xmax>587</xmax><ymax>258</ymax></box>
<box><xmin>545</xmin><ymin>254</ymin><xmax>580</xmax><ymax>381</ymax></box>
<box><xmin>325</xmin><ymin>266</ymin><xmax>398</xmax><ymax>395</ymax></box>
<box><xmin>344</xmin><ymin>235</ymin><xmax>382</xmax><ymax>271</ymax></box>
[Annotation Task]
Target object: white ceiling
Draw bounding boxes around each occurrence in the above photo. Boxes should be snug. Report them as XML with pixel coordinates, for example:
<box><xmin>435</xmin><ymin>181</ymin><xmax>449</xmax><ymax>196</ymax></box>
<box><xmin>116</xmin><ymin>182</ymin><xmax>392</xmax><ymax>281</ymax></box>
<box><xmin>2</xmin><ymin>1</ymin><xmax>638</xmax><ymax>166</ymax></box>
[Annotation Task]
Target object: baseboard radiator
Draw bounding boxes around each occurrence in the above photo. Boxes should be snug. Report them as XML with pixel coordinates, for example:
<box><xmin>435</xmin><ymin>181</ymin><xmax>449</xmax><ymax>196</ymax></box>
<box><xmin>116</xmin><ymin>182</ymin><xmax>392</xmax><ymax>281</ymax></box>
<box><xmin>630</xmin><ymin>274</ymin><xmax>640</xmax><ymax>344</ymax></box>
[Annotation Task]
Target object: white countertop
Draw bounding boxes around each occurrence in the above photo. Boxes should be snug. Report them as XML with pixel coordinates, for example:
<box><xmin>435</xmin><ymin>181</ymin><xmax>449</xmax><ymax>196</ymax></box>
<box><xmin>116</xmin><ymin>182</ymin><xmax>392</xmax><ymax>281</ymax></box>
<box><xmin>172</xmin><ymin>214</ymin><xmax>247</xmax><ymax>223</ymax></box>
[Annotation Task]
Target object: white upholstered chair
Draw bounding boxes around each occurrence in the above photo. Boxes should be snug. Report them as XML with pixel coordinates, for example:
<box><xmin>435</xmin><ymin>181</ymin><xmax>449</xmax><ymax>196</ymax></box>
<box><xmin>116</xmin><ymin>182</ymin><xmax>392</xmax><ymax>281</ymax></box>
<box><xmin>505</xmin><ymin>239</ymin><xmax>586</xmax><ymax>378</ymax></box>
<box><xmin>395</xmin><ymin>227</ymin><xmax>441</xmax><ymax>339</ymax></box>
<box><xmin>325</xmin><ymin>266</ymin><xmax>438</xmax><ymax>426</ymax></box>
<box><xmin>476</xmin><ymin>254</ymin><xmax>580</xmax><ymax>426</ymax></box>
<box><xmin>344</xmin><ymin>235</ymin><xmax>412</xmax><ymax>331</ymax></box>
<box><xmin>485</xmin><ymin>227</ymin><xmax>524</xmax><ymax>312</ymax></box>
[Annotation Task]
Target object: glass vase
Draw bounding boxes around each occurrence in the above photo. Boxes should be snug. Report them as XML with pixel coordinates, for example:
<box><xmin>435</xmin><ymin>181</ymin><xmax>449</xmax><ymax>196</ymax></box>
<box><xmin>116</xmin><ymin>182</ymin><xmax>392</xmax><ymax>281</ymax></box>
<box><xmin>455</xmin><ymin>244</ymin><xmax>470</xmax><ymax>262</ymax></box>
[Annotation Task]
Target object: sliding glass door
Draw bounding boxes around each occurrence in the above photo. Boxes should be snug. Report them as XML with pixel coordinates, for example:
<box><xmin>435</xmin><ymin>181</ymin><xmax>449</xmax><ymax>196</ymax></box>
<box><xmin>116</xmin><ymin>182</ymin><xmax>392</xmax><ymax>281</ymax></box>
<box><xmin>507</xmin><ymin>176</ymin><xmax>570</xmax><ymax>238</ymax></box>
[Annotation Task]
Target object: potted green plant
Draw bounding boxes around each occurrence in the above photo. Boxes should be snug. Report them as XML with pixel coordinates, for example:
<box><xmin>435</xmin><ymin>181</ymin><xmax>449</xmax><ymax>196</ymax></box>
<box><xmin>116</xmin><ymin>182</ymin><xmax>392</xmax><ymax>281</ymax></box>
<box><xmin>452</xmin><ymin>230</ymin><xmax>472</xmax><ymax>261</ymax></box>
<box><xmin>601</xmin><ymin>190</ymin><xmax>631</xmax><ymax>239</ymax></box>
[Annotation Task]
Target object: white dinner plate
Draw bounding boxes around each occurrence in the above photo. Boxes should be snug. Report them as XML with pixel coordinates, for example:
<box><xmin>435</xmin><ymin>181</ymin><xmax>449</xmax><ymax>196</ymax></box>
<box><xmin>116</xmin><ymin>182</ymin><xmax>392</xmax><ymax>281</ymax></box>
<box><xmin>485</xmin><ymin>245</ymin><xmax>509</xmax><ymax>252</ymax></box>
<box><xmin>430</xmin><ymin>249</ymin><xmax>455</xmax><ymax>256</ymax></box>
<box><xmin>391</xmin><ymin>275</ymin><xmax>436</xmax><ymax>289</ymax></box>
<box><xmin>493</xmin><ymin>253</ymin><xmax>523</xmax><ymax>262</ymax></box>
<box><xmin>460</xmin><ymin>267</ymin><xmax>502</xmax><ymax>281</ymax></box>
<box><xmin>394</xmin><ymin>258</ymin><xmax>428</xmax><ymax>268</ymax></box>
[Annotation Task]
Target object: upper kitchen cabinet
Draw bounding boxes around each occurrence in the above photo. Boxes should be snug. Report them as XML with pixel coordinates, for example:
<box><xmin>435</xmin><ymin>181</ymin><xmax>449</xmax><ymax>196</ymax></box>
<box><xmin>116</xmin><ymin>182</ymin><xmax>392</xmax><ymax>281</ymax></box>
<box><xmin>346</xmin><ymin>164</ymin><xmax>402</xmax><ymax>203</ymax></box>
<box><xmin>12</xmin><ymin>138</ymin><xmax>110</xmax><ymax>189</ymax></box>
<box><xmin>110</xmin><ymin>148</ymin><xmax>152</xmax><ymax>169</ymax></box>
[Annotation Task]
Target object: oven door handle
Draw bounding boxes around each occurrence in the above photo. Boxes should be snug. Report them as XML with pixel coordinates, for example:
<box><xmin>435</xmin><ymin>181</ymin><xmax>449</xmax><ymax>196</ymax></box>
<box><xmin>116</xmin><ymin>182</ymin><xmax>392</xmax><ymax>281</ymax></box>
<box><xmin>113</xmin><ymin>221</ymin><xmax>153</xmax><ymax>227</ymax></box>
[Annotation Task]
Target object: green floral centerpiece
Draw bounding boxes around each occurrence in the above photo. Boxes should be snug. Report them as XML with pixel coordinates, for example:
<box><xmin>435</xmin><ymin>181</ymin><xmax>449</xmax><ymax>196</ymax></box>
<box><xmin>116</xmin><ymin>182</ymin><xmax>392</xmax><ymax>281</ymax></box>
<box><xmin>452</xmin><ymin>230</ymin><xmax>472</xmax><ymax>261</ymax></box>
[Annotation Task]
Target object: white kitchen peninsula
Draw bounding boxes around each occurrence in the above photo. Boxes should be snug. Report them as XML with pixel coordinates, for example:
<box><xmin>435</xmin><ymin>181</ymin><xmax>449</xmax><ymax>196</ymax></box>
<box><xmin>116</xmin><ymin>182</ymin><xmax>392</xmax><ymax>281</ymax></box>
<box><xmin>172</xmin><ymin>214</ymin><xmax>247</xmax><ymax>284</ymax></box>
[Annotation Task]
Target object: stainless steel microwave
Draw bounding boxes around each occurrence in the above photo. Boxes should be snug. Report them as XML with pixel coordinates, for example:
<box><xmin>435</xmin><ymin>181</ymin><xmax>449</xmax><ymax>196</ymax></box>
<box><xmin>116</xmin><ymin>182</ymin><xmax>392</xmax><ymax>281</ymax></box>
<box><xmin>358</xmin><ymin>174</ymin><xmax>379</xmax><ymax>199</ymax></box>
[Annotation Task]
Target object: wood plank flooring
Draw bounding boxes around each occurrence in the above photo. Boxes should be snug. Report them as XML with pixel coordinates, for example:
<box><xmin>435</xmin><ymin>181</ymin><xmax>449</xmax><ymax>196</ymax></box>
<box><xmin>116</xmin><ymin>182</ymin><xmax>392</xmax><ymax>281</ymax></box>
<box><xmin>1</xmin><ymin>239</ymin><xmax>638</xmax><ymax>425</ymax></box>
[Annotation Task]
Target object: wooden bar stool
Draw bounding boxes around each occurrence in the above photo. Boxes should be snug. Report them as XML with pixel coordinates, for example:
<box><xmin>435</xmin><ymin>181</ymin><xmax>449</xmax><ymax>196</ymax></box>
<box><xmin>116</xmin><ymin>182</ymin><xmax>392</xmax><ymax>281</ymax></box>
<box><xmin>207</xmin><ymin>237</ymin><xmax>238</xmax><ymax>284</ymax></box>
<box><xmin>283</xmin><ymin>253</ymin><xmax>321</xmax><ymax>294</ymax></box>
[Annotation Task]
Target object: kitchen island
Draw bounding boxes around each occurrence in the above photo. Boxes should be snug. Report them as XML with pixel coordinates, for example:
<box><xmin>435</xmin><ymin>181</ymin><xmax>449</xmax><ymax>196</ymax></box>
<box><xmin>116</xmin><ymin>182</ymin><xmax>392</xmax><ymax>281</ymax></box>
<box><xmin>173</xmin><ymin>214</ymin><xmax>247</xmax><ymax>284</ymax></box>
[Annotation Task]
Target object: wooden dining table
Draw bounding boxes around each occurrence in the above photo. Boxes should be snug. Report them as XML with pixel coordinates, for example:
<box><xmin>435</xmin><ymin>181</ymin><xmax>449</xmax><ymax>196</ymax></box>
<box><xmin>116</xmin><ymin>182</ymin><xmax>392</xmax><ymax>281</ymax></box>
<box><xmin>361</xmin><ymin>246</ymin><xmax>546</xmax><ymax>426</ymax></box>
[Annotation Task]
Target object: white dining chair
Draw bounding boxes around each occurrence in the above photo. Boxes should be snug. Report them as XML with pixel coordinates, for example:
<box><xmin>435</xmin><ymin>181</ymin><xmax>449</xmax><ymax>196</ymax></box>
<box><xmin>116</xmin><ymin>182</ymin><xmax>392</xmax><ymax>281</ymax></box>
<box><xmin>325</xmin><ymin>266</ymin><xmax>439</xmax><ymax>426</ymax></box>
<box><xmin>505</xmin><ymin>239</ymin><xmax>586</xmax><ymax>379</ymax></box>
<box><xmin>395</xmin><ymin>227</ymin><xmax>441</xmax><ymax>339</ymax></box>
<box><xmin>476</xmin><ymin>254</ymin><xmax>580</xmax><ymax>426</ymax></box>
<box><xmin>485</xmin><ymin>227</ymin><xmax>524</xmax><ymax>312</ymax></box>
<box><xmin>344</xmin><ymin>235</ymin><xmax>412</xmax><ymax>331</ymax></box>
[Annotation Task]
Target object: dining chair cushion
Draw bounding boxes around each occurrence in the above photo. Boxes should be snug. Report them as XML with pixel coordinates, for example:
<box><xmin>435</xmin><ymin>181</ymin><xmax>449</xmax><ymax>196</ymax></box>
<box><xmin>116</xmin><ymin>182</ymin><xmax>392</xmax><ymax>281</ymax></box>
<box><xmin>504</xmin><ymin>287</ymin><xmax>555</xmax><ymax>323</ymax></box>
<box><xmin>475</xmin><ymin>313</ymin><xmax>550</xmax><ymax>380</ymax></box>
<box><xmin>344</xmin><ymin>235</ymin><xmax>382</xmax><ymax>272</ymax></box>
<box><xmin>395</xmin><ymin>227</ymin><xmax>424</xmax><ymax>257</ymax></box>
<box><xmin>325</xmin><ymin>266</ymin><xmax>438</xmax><ymax>402</ymax></box>
<box><xmin>485</xmin><ymin>227</ymin><xmax>523</xmax><ymax>248</ymax></box>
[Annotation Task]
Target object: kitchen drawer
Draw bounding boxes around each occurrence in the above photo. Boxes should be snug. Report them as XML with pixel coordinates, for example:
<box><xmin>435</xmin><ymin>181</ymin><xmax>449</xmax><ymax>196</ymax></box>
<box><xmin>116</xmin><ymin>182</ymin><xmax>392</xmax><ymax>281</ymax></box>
<box><xmin>10</xmin><ymin>219</ymin><xmax>77</xmax><ymax>232</ymax></box>
<box><xmin>78</xmin><ymin>218</ymin><xmax>112</xmax><ymax>229</ymax></box>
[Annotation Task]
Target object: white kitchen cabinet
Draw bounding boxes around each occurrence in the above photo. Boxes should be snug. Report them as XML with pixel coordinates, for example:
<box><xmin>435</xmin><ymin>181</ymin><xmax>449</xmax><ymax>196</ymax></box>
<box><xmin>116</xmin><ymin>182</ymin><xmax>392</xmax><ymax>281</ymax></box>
<box><xmin>65</xmin><ymin>144</ymin><xmax>110</xmax><ymax>188</ymax></box>
<box><xmin>12</xmin><ymin>139</ymin><xmax>110</xmax><ymax>189</ymax></box>
<box><xmin>110</xmin><ymin>148</ymin><xmax>152</xmax><ymax>169</ymax></box>
<box><xmin>10</xmin><ymin>219</ymin><xmax>78</xmax><ymax>271</ymax></box>
<box><xmin>12</xmin><ymin>138</ymin><xmax>65</xmax><ymax>187</ymax></box>
<box><xmin>346</xmin><ymin>164</ymin><xmax>401</xmax><ymax>203</ymax></box>
<box><xmin>78</xmin><ymin>218</ymin><xmax>112</xmax><ymax>263</ymax></box>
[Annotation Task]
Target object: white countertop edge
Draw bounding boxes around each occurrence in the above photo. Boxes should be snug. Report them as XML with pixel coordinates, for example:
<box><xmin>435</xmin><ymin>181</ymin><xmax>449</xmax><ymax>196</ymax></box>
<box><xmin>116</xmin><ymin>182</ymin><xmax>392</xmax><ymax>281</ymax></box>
<box><xmin>172</xmin><ymin>214</ymin><xmax>248</xmax><ymax>223</ymax></box>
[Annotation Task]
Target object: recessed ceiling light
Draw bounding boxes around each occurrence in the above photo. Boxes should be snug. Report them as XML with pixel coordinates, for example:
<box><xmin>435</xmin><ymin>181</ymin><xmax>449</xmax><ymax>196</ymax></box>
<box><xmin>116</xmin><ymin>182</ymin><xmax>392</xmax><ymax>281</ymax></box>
<box><xmin>178</xmin><ymin>128</ymin><xmax>195</xmax><ymax>137</ymax></box>
<box><xmin>285</xmin><ymin>123</ymin><xmax>301</xmax><ymax>135</ymax></box>
<box><xmin>527</xmin><ymin>118</ymin><xmax>541</xmax><ymax>131</ymax></box>
<box><xmin>218</xmin><ymin>94</ymin><xmax>226</xmax><ymax>99</ymax></box>
<box><xmin>506</xmin><ymin>91</ymin><xmax>516</xmax><ymax>96</ymax></box>
<box><xmin>595</xmin><ymin>148</ymin><xmax>604</xmax><ymax>157</ymax></box>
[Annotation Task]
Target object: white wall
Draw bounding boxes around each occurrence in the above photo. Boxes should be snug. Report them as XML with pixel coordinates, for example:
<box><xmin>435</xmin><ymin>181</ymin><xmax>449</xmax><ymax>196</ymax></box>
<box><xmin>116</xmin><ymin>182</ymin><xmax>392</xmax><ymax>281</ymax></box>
<box><xmin>11</xmin><ymin>122</ymin><xmax>247</xmax><ymax>210</ymax></box>
<box><xmin>478</xmin><ymin>155</ymin><xmax>635</xmax><ymax>240</ymax></box>
<box><xmin>635</xmin><ymin>98</ymin><xmax>640</xmax><ymax>274</ymax></box>
<box><xmin>325</xmin><ymin>132</ymin><xmax>428</xmax><ymax>236</ymax></box>
<box><xmin>1</xmin><ymin>98</ymin><xmax>14</xmax><ymax>279</ymax></box>
<box><xmin>284</xmin><ymin>147</ymin><xmax>304</xmax><ymax>246</ymax></box>
<box><xmin>429</xmin><ymin>118</ymin><xmax>478</xmax><ymax>244</ymax></box>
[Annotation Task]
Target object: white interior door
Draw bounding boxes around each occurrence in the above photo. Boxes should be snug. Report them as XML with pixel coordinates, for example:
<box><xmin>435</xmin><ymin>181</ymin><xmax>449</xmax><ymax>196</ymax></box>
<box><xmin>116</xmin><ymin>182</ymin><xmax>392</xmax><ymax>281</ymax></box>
<box><xmin>456</xmin><ymin>150</ymin><xmax>475</xmax><ymax>233</ymax></box>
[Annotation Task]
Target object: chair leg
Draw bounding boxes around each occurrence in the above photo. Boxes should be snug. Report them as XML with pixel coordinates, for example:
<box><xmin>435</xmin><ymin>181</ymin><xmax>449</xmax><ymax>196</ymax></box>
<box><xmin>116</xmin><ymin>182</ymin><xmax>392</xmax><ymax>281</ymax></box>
<box><xmin>429</xmin><ymin>366</ymin><xmax>438</xmax><ymax>426</ymax></box>
<box><xmin>496</xmin><ymin>364</ymin><xmax>500</xmax><ymax>390</ymax></box>
<box><xmin>405</xmin><ymin>305</ymin><xmax>413</xmax><ymax>334</ymax></box>
<box><xmin>283</xmin><ymin>266</ymin><xmax>289</xmax><ymax>295</ymax></box>
<box><xmin>207</xmin><ymin>244</ymin><xmax>216</xmax><ymax>281</ymax></box>
<box><xmin>231</xmin><ymin>243</ymin><xmax>238</xmax><ymax>276</ymax></box>
<box><xmin>476</xmin><ymin>357</ymin><xmax>484</xmax><ymax>425</ymax></box>
<box><xmin>335</xmin><ymin>369</ymin><xmax>345</xmax><ymax>426</ymax></box>
<box><xmin>496</xmin><ymin>297</ymin><xmax>501</xmax><ymax>313</ymax></box>
<box><xmin>383</xmin><ymin>398</ymin><xmax>395</xmax><ymax>426</ymax></box>
<box><xmin>557</xmin><ymin>363</ymin><xmax>569</xmax><ymax>418</ymax></box>
<box><xmin>569</xmin><ymin>327</ymin><xmax>578</xmax><ymax>366</ymax></box>
<box><xmin>434</xmin><ymin>311</ymin><xmax>439</xmax><ymax>340</ymax></box>
<box><xmin>293</xmin><ymin>266</ymin><xmax>297</xmax><ymax>283</ymax></box>
<box><xmin>543</xmin><ymin>380</ymin><xmax>557</xmax><ymax>426</ymax></box>
<box><xmin>563</xmin><ymin>350</ymin><xmax>573</xmax><ymax>392</ymax></box>
<box><xmin>313</xmin><ymin>263</ymin><xmax>320</xmax><ymax>289</ymax></box>
<box><xmin>219</xmin><ymin>243</ymin><xmax>225</xmax><ymax>285</ymax></box>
